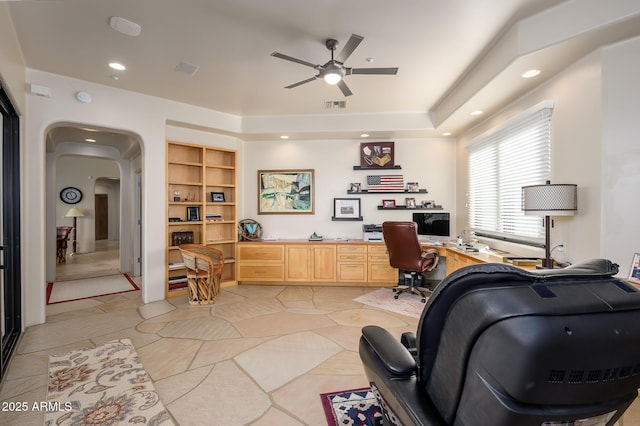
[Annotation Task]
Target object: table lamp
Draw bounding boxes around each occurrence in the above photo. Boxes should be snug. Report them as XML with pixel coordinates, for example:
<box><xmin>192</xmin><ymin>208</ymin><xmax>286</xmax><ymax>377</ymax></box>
<box><xmin>521</xmin><ymin>181</ymin><xmax>577</xmax><ymax>268</ymax></box>
<box><xmin>65</xmin><ymin>207</ymin><xmax>85</xmax><ymax>254</ymax></box>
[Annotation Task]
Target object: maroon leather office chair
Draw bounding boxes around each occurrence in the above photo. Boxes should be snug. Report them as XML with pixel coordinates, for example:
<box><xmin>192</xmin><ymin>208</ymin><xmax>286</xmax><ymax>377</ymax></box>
<box><xmin>382</xmin><ymin>221</ymin><xmax>439</xmax><ymax>302</ymax></box>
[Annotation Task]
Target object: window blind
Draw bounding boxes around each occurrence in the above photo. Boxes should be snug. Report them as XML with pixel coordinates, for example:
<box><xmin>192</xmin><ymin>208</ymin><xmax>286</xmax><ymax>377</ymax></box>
<box><xmin>467</xmin><ymin>104</ymin><xmax>552</xmax><ymax>241</ymax></box>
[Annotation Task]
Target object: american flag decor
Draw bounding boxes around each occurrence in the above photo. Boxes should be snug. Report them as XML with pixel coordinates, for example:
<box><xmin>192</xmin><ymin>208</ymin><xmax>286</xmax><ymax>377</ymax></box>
<box><xmin>366</xmin><ymin>175</ymin><xmax>404</xmax><ymax>191</ymax></box>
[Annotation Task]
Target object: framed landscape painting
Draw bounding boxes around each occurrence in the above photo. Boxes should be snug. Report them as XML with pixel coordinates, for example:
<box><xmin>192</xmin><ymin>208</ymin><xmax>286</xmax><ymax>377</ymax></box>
<box><xmin>258</xmin><ymin>169</ymin><xmax>314</xmax><ymax>214</ymax></box>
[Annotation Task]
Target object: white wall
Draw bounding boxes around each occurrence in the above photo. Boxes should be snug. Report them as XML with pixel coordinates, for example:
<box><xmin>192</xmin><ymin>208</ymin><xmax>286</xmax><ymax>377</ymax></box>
<box><xmin>601</xmin><ymin>36</ymin><xmax>640</xmax><ymax>276</ymax></box>
<box><xmin>56</xmin><ymin>157</ymin><xmax>120</xmax><ymax>253</ymax></box>
<box><xmin>24</xmin><ymin>70</ymin><xmax>242</xmax><ymax>326</ymax></box>
<box><xmin>242</xmin><ymin>138</ymin><xmax>457</xmax><ymax>240</ymax></box>
<box><xmin>458</xmin><ymin>38</ymin><xmax>640</xmax><ymax>275</ymax></box>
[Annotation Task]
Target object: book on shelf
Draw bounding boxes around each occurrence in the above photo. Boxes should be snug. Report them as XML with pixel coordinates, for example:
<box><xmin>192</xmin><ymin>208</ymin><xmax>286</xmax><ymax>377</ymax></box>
<box><xmin>206</xmin><ymin>213</ymin><xmax>223</xmax><ymax>222</ymax></box>
<box><xmin>168</xmin><ymin>282</ymin><xmax>188</xmax><ymax>290</ymax></box>
<box><xmin>168</xmin><ymin>262</ymin><xmax>185</xmax><ymax>269</ymax></box>
<box><xmin>168</xmin><ymin>275</ymin><xmax>187</xmax><ymax>285</ymax></box>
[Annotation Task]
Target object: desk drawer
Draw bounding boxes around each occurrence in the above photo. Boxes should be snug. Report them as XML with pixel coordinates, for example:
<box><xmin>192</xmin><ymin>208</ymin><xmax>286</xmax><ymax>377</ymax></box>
<box><xmin>337</xmin><ymin>253</ymin><xmax>367</xmax><ymax>262</ymax></box>
<box><xmin>238</xmin><ymin>264</ymin><xmax>284</xmax><ymax>281</ymax></box>
<box><xmin>337</xmin><ymin>263</ymin><xmax>367</xmax><ymax>282</ymax></box>
<box><xmin>238</xmin><ymin>244</ymin><xmax>284</xmax><ymax>261</ymax></box>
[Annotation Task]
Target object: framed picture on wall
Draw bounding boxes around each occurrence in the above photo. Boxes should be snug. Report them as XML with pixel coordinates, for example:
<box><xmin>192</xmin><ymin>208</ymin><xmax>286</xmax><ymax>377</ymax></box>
<box><xmin>360</xmin><ymin>142</ymin><xmax>395</xmax><ymax>169</ymax></box>
<box><xmin>258</xmin><ymin>169</ymin><xmax>314</xmax><ymax>214</ymax></box>
<box><xmin>629</xmin><ymin>253</ymin><xmax>640</xmax><ymax>284</ymax></box>
<box><xmin>382</xmin><ymin>199</ymin><xmax>396</xmax><ymax>209</ymax></box>
<box><xmin>332</xmin><ymin>198</ymin><xmax>362</xmax><ymax>221</ymax></box>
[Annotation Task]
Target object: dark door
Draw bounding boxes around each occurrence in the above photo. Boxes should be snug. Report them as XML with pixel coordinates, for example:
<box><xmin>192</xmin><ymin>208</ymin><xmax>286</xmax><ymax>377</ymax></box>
<box><xmin>0</xmin><ymin>83</ymin><xmax>21</xmax><ymax>381</ymax></box>
<box><xmin>95</xmin><ymin>194</ymin><xmax>108</xmax><ymax>240</ymax></box>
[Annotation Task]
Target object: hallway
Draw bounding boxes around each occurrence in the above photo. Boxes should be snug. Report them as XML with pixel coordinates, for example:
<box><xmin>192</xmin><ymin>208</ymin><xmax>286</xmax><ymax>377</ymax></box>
<box><xmin>55</xmin><ymin>240</ymin><xmax>120</xmax><ymax>282</ymax></box>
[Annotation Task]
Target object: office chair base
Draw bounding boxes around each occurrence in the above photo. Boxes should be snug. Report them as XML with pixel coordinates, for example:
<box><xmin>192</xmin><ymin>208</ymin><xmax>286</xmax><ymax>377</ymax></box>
<box><xmin>392</xmin><ymin>284</ymin><xmax>430</xmax><ymax>303</ymax></box>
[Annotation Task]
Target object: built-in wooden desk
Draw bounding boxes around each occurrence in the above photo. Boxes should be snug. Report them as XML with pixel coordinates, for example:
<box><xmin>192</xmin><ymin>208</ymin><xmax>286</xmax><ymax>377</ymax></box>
<box><xmin>238</xmin><ymin>240</ymin><xmax>529</xmax><ymax>286</ymax></box>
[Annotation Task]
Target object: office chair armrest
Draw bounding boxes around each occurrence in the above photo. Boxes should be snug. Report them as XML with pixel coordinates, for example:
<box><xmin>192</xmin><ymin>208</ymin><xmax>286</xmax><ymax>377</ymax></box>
<box><xmin>401</xmin><ymin>332</ymin><xmax>417</xmax><ymax>350</ymax></box>
<box><xmin>421</xmin><ymin>248</ymin><xmax>439</xmax><ymax>258</ymax></box>
<box><xmin>362</xmin><ymin>326</ymin><xmax>416</xmax><ymax>377</ymax></box>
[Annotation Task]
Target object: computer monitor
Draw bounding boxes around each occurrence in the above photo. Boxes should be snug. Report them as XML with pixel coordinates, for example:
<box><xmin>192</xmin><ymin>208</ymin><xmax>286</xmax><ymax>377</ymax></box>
<box><xmin>413</xmin><ymin>212</ymin><xmax>450</xmax><ymax>237</ymax></box>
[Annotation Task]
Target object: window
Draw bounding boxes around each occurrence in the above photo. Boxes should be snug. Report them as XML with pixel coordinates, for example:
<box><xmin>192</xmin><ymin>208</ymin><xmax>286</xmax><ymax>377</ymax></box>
<box><xmin>467</xmin><ymin>103</ymin><xmax>552</xmax><ymax>242</ymax></box>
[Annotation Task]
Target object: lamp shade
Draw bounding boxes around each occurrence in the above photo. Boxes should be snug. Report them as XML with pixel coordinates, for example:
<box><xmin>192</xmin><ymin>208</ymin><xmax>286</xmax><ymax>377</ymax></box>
<box><xmin>522</xmin><ymin>181</ymin><xmax>577</xmax><ymax>216</ymax></box>
<box><xmin>65</xmin><ymin>207</ymin><xmax>85</xmax><ymax>218</ymax></box>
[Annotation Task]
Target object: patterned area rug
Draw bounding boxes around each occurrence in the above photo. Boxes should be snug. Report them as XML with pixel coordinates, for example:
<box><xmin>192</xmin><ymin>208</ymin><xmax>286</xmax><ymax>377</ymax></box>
<box><xmin>46</xmin><ymin>338</ymin><xmax>173</xmax><ymax>425</ymax></box>
<box><xmin>320</xmin><ymin>387</ymin><xmax>383</xmax><ymax>425</ymax></box>
<box><xmin>46</xmin><ymin>274</ymin><xmax>139</xmax><ymax>304</ymax></box>
<box><xmin>353</xmin><ymin>288</ymin><xmax>427</xmax><ymax>318</ymax></box>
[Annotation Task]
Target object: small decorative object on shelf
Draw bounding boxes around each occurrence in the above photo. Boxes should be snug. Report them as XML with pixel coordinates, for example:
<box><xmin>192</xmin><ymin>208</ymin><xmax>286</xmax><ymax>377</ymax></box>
<box><xmin>173</xmin><ymin>190</ymin><xmax>181</xmax><ymax>202</ymax></box>
<box><xmin>382</xmin><ymin>199</ymin><xmax>396</xmax><ymax>208</ymax></box>
<box><xmin>308</xmin><ymin>232</ymin><xmax>323</xmax><ymax>241</ymax></box>
<box><xmin>422</xmin><ymin>200</ymin><xmax>435</xmax><ymax>208</ymax></box>
<box><xmin>366</xmin><ymin>174</ymin><xmax>404</xmax><ymax>192</ymax></box>
<box><xmin>360</xmin><ymin>142</ymin><xmax>395</xmax><ymax>169</ymax></box>
<box><xmin>406</xmin><ymin>182</ymin><xmax>419</xmax><ymax>192</ymax></box>
<box><xmin>332</xmin><ymin>198</ymin><xmax>363</xmax><ymax>221</ymax></box>
<box><xmin>629</xmin><ymin>253</ymin><xmax>640</xmax><ymax>284</ymax></box>
<box><xmin>210</xmin><ymin>191</ymin><xmax>225</xmax><ymax>202</ymax></box>
<box><xmin>349</xmin><ymin>182</ymin><xmax>362</xmax><ymax>192</ymax></box>
<box><xmin>405</xmin><ymin>197</ymin><xmax>416</xmax><ymax>208</ymax></box>
<box><xmin>186</xmin><ymin>206</ymin><xmax>200</xmax><ymax>221</ymax></box>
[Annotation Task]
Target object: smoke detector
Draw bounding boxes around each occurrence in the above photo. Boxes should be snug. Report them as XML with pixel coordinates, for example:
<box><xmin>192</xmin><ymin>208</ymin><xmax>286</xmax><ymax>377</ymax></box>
<box><xmin>109</xmin><ymin>16</ymin><xmax>142</xmax><ymax>37</ymax></box>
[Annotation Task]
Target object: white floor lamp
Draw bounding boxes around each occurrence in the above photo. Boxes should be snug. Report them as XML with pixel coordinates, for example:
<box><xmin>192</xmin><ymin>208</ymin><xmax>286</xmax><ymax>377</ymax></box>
<box><xmin>65</xmin><ymin>207</ymin><xmax>85</xmax><ymax>254</ymax></box>
<box><xmin>522</xmin><ymin>181</ymin><xmax>577</xmax><ymax>269</ymax></box>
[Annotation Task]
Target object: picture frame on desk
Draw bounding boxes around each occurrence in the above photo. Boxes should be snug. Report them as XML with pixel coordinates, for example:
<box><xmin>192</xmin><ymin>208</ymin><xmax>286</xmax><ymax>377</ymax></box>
<box><xmin>382</xmin><ymin>199</ymin><xmax>396</xmax><ymax>209</ymax></box>
<box><xmin>332</xmin><ymin>198</ymin><xmax>362</xmax><ymax>221</ymax></box>
<box><xmin>629</xmin><ymin>253</ymin><xmax>640</xmax><ymax>284</ymax></box>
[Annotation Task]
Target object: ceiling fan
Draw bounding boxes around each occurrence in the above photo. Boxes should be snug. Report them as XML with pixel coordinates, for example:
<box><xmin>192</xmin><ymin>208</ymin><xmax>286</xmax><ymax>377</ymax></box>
<box><xmin>271</xmin><ymin>34</ymin><xmax>398</xmax><ymax>97</ymax></box>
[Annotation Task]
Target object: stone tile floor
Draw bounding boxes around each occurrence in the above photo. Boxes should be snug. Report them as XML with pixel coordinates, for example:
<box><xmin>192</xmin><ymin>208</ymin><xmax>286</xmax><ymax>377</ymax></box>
<box><xmin>0</xmin><ymin>284</ymin><xmax>419</xmax><ymax>425</ymax></box>
<box><xmin>2</xmin><ymin>282</ymin><xmax>639</xmax><ymax>425</ymax></box>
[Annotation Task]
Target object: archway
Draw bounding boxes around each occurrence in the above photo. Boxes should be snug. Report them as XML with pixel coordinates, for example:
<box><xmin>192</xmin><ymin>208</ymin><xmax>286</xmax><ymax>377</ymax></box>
<box><xmin>45</xmin><ymin>123</ymin><xmax>143</xmax><ymax>285</ymax></box>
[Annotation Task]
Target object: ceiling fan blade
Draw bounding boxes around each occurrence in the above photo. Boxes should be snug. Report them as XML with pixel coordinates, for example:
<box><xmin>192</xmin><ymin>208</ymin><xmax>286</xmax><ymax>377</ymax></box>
<box><xmin>335</xmin><ymin>34</ymin><xmax>364</xmax><ymax>63</ymax></box>
<box><xmin>350</xmin><ymin>67</ymin><xmax>399</xmax><ymax>75</ymax></box>
<box><xmin>271</xmin><ymin>52</ymin><xmax>318</xmax><ymax>69</ymax></box>
<box><xmin>337</xmin><ymin>80</ymin><xmax>353</xmax><ymax>97</ymax></box>
<box><xmin>285</xmin><ymin>76</ymin><xmax>317</xmax><ymax>89</ymax></box>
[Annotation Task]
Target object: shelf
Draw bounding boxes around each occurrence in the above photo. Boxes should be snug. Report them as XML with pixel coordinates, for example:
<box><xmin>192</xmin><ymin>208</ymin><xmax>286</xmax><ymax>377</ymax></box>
<box><xmin>353</xmin><ymin>165</ymin><xmax>402</xmax><ymax>170</ymax></box>
<box><xmin>377</xmin><ymin>206</ymin><xmax>443</xmax><ymax>210</ymax></box>
<box><xmin>167</xmin><ymin>140</ymin><xmax>237</xmax><ymax>299</ymax></box>
<box><xmin>347</xmin><ymin>189</ymin><xmax>428</xmax><ymax>194</ymax></box>
<box><xmin>331</xmin><ymin>216</ymin><xmax>364</xmax><ymax>221</ymax></box>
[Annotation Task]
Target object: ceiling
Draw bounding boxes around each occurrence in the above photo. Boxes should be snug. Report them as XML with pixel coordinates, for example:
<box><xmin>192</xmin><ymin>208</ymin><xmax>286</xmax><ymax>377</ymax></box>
<box><xmin>7</xmin><ymin>0</ymin><xmax>640</xmax><ymax>147</ymax></box>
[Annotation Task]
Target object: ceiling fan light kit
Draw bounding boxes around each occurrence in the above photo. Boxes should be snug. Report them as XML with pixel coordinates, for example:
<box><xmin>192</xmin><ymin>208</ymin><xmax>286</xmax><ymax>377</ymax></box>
<box><xmin>271</xmin><ymin>34</ymin><xmax>398</xmax><ymax>97</ymax></box>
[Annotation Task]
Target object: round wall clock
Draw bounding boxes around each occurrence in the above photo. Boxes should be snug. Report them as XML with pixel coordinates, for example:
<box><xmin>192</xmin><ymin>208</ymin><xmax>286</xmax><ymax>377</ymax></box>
<box><xmin>60</xmin><ymin>187</ymin><xmax>83</xmax><ymax>204</ymax></box>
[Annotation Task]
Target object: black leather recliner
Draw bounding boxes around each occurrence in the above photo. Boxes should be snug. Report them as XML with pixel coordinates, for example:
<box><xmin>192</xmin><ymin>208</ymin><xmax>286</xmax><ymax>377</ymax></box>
<box><xmin>359</xmin><ymin>259</ymin><xmax>640</xmax><ymax>425</ymax></box>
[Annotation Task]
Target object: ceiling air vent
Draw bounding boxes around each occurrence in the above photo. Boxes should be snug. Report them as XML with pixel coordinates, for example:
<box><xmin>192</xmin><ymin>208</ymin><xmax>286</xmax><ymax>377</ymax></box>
<box><xmin>175</xmin><ymin>61</ymin><xmax>200</xmax><ymax>76</ymax></box>
<box><xmin>325</xmin><ymin>100</ymin><xmax>347</xmax><ymax>109</ymax></box>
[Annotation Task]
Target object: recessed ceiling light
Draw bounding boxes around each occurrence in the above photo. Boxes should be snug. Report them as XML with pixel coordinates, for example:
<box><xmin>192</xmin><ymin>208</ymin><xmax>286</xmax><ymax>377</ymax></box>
<box><xmin>522</xmin><ymin>69</ymin><xmax>541</xmax><ymax>78</ymax></box>
<box><xmin>442</xmin><ymin>132</ymin><xmax>452</xmax><ymax>136</ymax></box>
<box><xmin>280</xmin><ymin>135</ymin><xmax>289</xmax><ymax>139</ymax></box>
<box><xmin>109</xmin><ymin>62</ymin><xmax>126</xmax><ymax>71</ymax></box>
<box><xmin>360</xmin><ymin>133</ymin><xmax>370</xmax><ymax>138</ymax></box>
<box><xmin>109</xmin><ymin>75</ymin><xmax>120</xmax><ymax>80</ymax></box>
<box><xmin>85</xmin><ymin>138</ymin><xmax>97</xmax><ymax>143</ymax></box>
<box><xmin>470</xmin><ymin>110</ymin><xmax>483</xmax><ymax>116</ymax></box>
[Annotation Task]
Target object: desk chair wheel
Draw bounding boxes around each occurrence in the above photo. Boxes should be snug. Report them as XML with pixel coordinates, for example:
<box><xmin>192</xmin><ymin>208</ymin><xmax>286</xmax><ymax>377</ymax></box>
<box><xmin>421</xmin><ymin>297</ymin><xmax>426</xmax><ymax>303</ymax></box>
<box><xmin>394</xmin><ymin>294</ymin><xmax>399</xmax><ymax>299</ymax></box>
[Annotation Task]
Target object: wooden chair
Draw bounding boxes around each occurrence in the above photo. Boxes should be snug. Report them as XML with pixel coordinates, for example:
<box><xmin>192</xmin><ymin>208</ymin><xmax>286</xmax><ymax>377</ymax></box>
<box><xmin>178</xmin><ymin>244</ymin><xmax>224</xmax><ymax>305</ymax></box>
<box><xmin>56</xmin><ymin>226</ymin><xmax>74</xmax><ymax>263</ymax></box>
